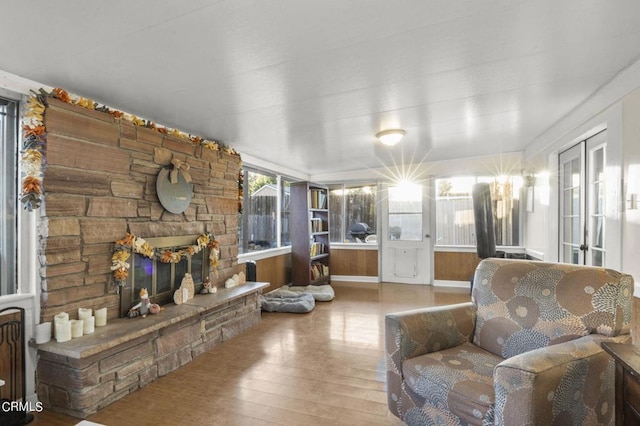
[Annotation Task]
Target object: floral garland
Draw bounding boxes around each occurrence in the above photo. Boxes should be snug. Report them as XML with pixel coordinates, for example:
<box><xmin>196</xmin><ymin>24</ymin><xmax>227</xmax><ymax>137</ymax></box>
<box><xmin>20</xmin><ymin>90</ymin><xmax>48</xmax><ymax>211</ymax></box>
<box><xmin>20</xmin><ymin>87</ymin><xmax>242</xmax><ymax>210</ymax></box>
<box><xmin>111</xmin><ymin>232</ymin><xmax>220</xmax><ymax>288</ymax></box>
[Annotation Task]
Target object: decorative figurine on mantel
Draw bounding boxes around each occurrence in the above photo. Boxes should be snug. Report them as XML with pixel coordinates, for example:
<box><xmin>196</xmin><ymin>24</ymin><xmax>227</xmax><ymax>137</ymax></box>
<box><xmin>128</xmin><ymin>288</ymin><xmax>162</xmax><ymax>318</ymax></box>
<box><xmin>174</xmin><ymin>273</ymin><xmax>195</xmax><ymax>304</ymax></box>
<box><xmin>224</xmin><ymin>272</ymin><xmax>247</xmax><ymax>288</ymax></box>
<box><xmin>200</xmin><ymin>276</ymin><xmax>217</xmax><ymax>294</ymax></box>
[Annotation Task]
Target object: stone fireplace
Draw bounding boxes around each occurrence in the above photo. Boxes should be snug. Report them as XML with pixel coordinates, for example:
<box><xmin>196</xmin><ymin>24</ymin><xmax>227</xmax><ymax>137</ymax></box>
<box><xmin>33</xmin><ymin>94</ymin><xmax>266</xmax><ymax>417</ymax></box>
<box><xmin>39</xmin><ymin>97</ymin><xmax>241</xmax><ymax>323</ymax></box>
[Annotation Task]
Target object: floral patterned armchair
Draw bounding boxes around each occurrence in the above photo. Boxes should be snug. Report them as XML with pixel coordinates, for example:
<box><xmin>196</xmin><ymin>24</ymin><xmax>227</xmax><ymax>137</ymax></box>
<box><xmin>385</xmin><ymin>258</ymin><xmax>633</xmax><ymax>425</ymax></box>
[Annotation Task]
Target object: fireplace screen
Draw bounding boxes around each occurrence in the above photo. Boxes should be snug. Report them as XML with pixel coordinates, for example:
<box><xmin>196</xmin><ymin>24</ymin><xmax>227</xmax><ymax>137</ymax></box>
<box><xmin>119</xmin><ymin>235</ymin><xmax>209</xmax><ymax>317</ymax></box>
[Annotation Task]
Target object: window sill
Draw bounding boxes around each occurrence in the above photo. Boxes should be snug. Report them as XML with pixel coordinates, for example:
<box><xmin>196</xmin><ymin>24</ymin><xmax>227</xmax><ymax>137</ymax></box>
<box><xmin>331</xmin><ymin>243</ymin><xmax>378</xmax><ymax>250</ymax></box>
<box><xmin>238</xmin><ymin>246</ymin><xmax>291</xmax><ymax>263</ymax></box>
<box><xmin>434</xmin><ymin>245</ymin><xmax>526</xmax><ymax>253</ymax></box>
<box><xmin>0</xmin><ymin>293</ymin><xmax>36</xmax><ymax>305</ymax></box>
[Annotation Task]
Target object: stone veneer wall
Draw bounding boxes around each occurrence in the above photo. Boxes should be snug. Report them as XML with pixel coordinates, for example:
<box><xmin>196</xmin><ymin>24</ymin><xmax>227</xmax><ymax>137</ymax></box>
<box><xmin>40</xmin><ymin>98</ymin><xmax>241</xmax><ymax>323</ymax></box>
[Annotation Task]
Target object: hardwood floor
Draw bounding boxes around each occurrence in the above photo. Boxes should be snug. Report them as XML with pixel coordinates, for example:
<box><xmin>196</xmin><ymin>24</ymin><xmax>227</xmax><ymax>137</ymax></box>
<box><xmin>31</xmin><ymin>282</ymin><xmax>470</xmax><ymax>426</ymax></box>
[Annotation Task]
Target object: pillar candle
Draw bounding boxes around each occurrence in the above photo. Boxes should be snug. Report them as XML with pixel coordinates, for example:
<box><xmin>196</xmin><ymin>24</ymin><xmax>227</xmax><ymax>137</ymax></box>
<box><xmin>55</xmin><ymin>319</ymin><xmax>71</xmax><ymax>343</ymax></box>
<box><xmin>35</xmin><ymin>322</ymin><xmax>52</xmax><ymax>344</ymax></box>
<box><xmin>70</xmin><ymin>319</ymin><xmax>84</xmax><ymax>338</ymax></box>
<box><xmin>78</xmin><ymin>308</ymin><xmax>92</xmax><ymax>321</ymax></box>
<box><xmin>95</xmin><ymin>308</ymin><xmax>107</xmax><ymax>327</ymax></box>
<box><xmin>53</xmin><ymin>312</ymin><xmax>69</xmax><ymax>338</ymax></box>
<box><xmin>83</xmin><ymin>316</ymin><xmax>95</xmax><ymax>334</ymax></box>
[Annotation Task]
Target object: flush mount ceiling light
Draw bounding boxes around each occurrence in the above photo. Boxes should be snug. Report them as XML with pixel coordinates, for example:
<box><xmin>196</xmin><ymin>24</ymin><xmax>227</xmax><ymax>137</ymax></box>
<box><xmin>376</xmin><ymin>129</ymin><xmax>406</xmax><ymax>146</ymax></box>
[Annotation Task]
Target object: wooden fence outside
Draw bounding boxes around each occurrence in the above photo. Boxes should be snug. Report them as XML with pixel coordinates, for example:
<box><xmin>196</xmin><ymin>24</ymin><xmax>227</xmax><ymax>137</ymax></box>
<box><xmin>435</xmin><ymin>196</ymin><xmax>518</xmax><ymax>246</ymax></box>
<box><xmin>242</xmin><ymin>195</ymin><xmax>290</xmax><ymax>249</ymax></box>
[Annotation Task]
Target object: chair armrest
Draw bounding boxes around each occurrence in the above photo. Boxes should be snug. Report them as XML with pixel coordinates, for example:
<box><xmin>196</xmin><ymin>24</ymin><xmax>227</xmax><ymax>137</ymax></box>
<box><xmin>384</xmin><ymin>302</ymin><xmax>476</xmax><ymax>417</ymax></box>
<box><xmin>491</xmin><ymin>334</ymin><xmax>631</xmax><ymax>425</ymax></box>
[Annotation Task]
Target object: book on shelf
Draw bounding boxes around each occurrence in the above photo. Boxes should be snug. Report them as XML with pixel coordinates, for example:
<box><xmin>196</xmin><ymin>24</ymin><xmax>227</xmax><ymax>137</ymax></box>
<box><xmin>310</xmin><ymin>262</ymin><xmax>329</xmax><ymax>280</ymax></box>
<box><xmin>310</xmin><ymin>189</ymin><xmax>327</xmax><ymax>209</ymax></box>
<box><xmin>318</xmin><ymin>192</ymin><xmax>326</xmax><ymax>209</ymax></box>
<box><xmin>310</xmin><ymin>242</ymin><xmax>326</xmax><ymax>257</ymax></box>
<box><xmin>310</xmin><ymin>218</ymin><xmax>323</xmax><ymax>233</ymax></box>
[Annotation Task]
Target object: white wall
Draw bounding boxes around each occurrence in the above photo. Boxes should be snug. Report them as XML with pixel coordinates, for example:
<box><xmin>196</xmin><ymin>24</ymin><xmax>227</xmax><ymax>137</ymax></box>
<box><xmin>523</xmin><ymin>170</ymin><xmax>551</xmax><ymax>260</ymax></box>
<box><xmin>622</xmin><ymin>89</ymin><xmax>640</xmax><ymax>289</ymax></box>
<box><xmin>522</xmin><ymin>59</ymin><xmax>640</xmax><ymax>287</ymax></box>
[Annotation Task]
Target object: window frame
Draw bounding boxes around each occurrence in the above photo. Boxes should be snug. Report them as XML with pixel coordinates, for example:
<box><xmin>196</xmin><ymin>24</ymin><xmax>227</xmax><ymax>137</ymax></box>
<box><xmin>328</xmin><ymin>182</ymin><xmax>378</xmax><ymax>244</ymax></box>
<box><xmin>434</xmin><ymin>175</ymin><xmax>523</xmax><ymax>248</ymax></box>
<box><xmin>238</xmin><ymin>166</ymin><xmax>293</xmax><ymax>255</ymax></box>
<box><xmin>0</xmin><ymin>93</ymin><xmax>20</xmax><ymax>297</ymax></box>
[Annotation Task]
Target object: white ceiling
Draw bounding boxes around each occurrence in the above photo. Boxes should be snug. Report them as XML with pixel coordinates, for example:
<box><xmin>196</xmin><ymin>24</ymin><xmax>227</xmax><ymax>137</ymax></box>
<box><xmin>3</xmin><ymin>1</ymin><xmax>640</xmax><ymax>178</ymax></box>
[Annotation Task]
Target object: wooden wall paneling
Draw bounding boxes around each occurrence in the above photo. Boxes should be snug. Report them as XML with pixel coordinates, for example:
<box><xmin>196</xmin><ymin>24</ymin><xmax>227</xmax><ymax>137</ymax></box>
<box><xmin>330</xmin><ymin>249</ymin><xmax>378</xmax><ymax>277</ymax></box>
<box><xmin>255</xmin><ymin>253</ymin><xmax>291</xmax><ymax>293</ymax></box>
<box><xmin>434</xmin><ymin>251</ymin><xmax>480</xmax><ymax>282</ymax></box>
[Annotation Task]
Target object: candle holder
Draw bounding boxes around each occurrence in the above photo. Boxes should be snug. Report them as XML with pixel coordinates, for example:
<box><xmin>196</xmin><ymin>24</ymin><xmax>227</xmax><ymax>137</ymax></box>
<box><xmin>83</xmin><ymin>316</ymin><xmax>95</xmax><ymax>334</ymax></box>
<box><xmin>95</xmin><ymin>308</ymin><xmax>107</xmax><ymax>327</ymax></box>
<box><xmin>55</xmin><ymin>319</ymin><xmax>71</xmax><ymax>343</ymax></box>
<box><xmin>70</xmin><ymin>320</ymin><xmax>84</xmax><ymax>338</ymax></box>
<box><xmin>35</xmin><ymin>322</ymin><xmax>52</xmax><ymax>344</ymax></box>
<box><xmin>78</xmin><ymin>308</ymin><xmax>92</xmax><ymax>321</ymax></box>
<box><xmin>53</xmin><ymin>312</ymin><xmax>69</xmax><ymax>339</ymax></box>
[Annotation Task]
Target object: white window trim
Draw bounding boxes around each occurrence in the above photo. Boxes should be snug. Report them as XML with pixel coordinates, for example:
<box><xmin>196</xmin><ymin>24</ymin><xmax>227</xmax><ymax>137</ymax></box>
<box><xmin>0</xmin><ymin>86</ymin><xmax>39</xmax><ymax>405</ymax></box>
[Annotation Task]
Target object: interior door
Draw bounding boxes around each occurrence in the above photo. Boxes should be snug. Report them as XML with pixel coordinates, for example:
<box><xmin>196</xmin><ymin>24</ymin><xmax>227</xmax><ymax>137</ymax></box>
<box><xmin>380</xmin><ymin>182</ymin><xmax>432</xmax><ymax>284</ymax></box>
<box><xmin>559</xmin><ymin>131</ymin><xmax>607</xmax><ymax>266</ymax></box>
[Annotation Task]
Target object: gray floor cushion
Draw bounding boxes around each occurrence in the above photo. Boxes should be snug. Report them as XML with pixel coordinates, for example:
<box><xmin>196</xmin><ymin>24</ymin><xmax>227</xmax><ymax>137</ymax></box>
<box><xmin>260</xmin><ymin>291</ymin><xmax>316</xmax><ymax>313</ymax></box>
<box><xmin>277</xmin><ymin>284</ymin><xmax>335</xmax><ymax>301</ymax></box>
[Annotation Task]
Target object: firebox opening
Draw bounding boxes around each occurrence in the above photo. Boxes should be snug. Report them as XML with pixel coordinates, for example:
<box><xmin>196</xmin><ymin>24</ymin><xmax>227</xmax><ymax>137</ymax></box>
<box><xmin>119</xmin><ymin>235</ymin><xmax>209</xmax><ymax>317</ymax></box>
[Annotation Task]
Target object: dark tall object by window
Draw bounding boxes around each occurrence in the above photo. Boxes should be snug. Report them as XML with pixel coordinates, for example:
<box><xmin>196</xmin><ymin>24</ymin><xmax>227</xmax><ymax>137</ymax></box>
<box><xmin>472</xmin><ymin>183</ymin><xmax>496</xmax><ymax>259</ymax></box>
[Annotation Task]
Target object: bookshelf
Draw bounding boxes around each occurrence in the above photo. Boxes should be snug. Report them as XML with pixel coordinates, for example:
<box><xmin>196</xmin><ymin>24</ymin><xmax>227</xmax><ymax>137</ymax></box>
<box><xmin>291</xmin><ymin>182</ymin><xmax>330</xmax><ymax>286</ymax></box>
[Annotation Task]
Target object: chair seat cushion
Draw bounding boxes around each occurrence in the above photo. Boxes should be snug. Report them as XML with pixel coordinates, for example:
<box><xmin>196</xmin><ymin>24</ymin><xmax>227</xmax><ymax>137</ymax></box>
<box><xmin>403</xmin><ymin>342</ymin><xmax>504</xmax><ymax>425</ymax></box>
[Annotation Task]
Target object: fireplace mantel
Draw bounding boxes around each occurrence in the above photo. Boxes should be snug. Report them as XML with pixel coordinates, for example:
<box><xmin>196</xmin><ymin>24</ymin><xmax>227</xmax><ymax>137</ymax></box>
<box><xmin>36</xmin><ymin>282</ymin><xmax>268</xmax><ymax>418</ymax></box>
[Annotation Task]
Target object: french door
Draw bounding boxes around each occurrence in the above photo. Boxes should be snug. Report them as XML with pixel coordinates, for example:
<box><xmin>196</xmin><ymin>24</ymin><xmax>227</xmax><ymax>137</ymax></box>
<box><xmin>559</xmin><ymin>131</ymin><xmax>607</xmax><ymax>266</ymax></box>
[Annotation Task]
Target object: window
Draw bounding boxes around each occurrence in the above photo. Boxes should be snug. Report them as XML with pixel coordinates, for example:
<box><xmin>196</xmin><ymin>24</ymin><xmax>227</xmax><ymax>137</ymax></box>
<box><xmin>120</xmin><ymin>236</ymin><xmax>208</xmax><ymax>316</ymax></box>
<box><xmin>329</xmin><ymin>183</ymin><xmax>377</xmax><ymax>243</ymax></box>
<box><xmin>0</xmin><ymin>96</ymin><xmax>18</xmax><ymax>296</ymax></box>
<box><xmin>435</xmin><ymin>176</ymin><xmax>522</xmax><ymax>246</ymax></box>
<box><xmin>388</xmin><ymin>183</ymin><xmax>422</xmax><ymax>241</ymax></box>
<box><xmin>238</xmin><ymin>168</ymin><xmax>291</xmax><ymax>253</ymax></box>
<box><xmin>280</xmin><ymin>177</ymin><xmax>292</xmax><ymax>247</ymax></box>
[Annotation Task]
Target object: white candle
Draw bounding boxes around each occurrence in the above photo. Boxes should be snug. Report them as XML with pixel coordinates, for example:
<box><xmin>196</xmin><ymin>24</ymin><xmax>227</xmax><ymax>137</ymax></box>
<box><xmin>53</xmin><ymin>312</ymin><xmax>69</xmax><ymax>338</ymax></box>
<box><xmin>55</xmin><ymin>319</ymin><xmax>71</xmax><ymax>343</ymax></box>
<box><xmin>70</xmin><ymin>320</ymin><xmax>84</xmax><ymax>338</ymax></box>
<box><xmin>95</xmin><ymin>308</ymin><xmax>107</xmax><ymax>327</ymax></box>
<box><xmin>83</xmin><ymin>316</ymin><xmax>95</xmax><ymax>334</ymax></box>
<box><xmin>35</xmin><ymin>322</ymin><xmax>52</xmax><ymax>344</ymax></box>
<box><xmin>78</xmin><ymin>308</ymin><xmax>92</xmax><ymax>321</ymax></box>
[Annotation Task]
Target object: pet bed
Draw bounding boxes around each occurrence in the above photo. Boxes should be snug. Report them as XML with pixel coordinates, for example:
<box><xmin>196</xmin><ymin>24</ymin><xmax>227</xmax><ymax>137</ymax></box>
<box><xmin>272</xmin><ymin>284</ymin><xmax>335</xmax><ymax>301</ymax></box>
<box><xmin>260</xmin><ymin>291</ymin><xmax>315</xmax><ymax>313</ymax></box>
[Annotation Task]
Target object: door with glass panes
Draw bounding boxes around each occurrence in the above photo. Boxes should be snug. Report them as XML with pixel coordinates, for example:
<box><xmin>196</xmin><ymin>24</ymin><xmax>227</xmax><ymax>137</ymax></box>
<box><xmin>380</xmin><ymin>182</ymin><xmax>432</xmax><ymax>284</ymax></box>
<box><xmin>559</xmin><ymin>131</ymin><xmax>606</xmax><ymax>266</ymax></box>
